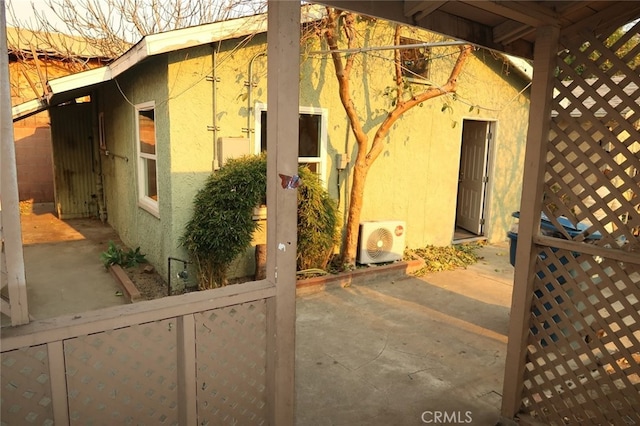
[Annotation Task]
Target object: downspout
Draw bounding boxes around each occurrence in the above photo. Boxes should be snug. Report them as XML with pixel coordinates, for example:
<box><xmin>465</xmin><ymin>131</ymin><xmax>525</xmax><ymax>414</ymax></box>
<box><xmin>92</xmin><ymin>91</ymin><xmax>107</xmax><ymax>222</ymax></box>
<box><xmin>207</xmin><ymin>43</ymin><xmax>220</xmax><ymax>170</ymax></box>
<box><xmin>245</xmin><ymin>52</ymin><xmax>266</xmax><ymax>138</ymax></box>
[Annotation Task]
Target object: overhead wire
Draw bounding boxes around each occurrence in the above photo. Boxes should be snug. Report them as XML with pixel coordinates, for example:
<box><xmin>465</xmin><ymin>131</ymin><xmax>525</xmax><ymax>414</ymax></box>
<box><xmin>316</xmin><ymin>44</ymin><xmax>531</xmax><ymax>113</ymax></box>
<box><xmin>114</xmin><ymin>30</ymin><xmax>259</xmax><ymax>107</ymax></box>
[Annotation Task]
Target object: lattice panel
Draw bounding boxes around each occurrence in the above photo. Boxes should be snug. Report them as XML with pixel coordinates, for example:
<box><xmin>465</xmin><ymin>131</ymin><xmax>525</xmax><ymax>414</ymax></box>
<box><xmin>522</xmin><ymin>247</ymin><xmax>640</xmax><ymax>424</ymax></box>
<box><xmin>64</xmin><ymin>319</ymin><xmax>179</xmax><ymax>424</ymax></box>
<box><xmin>195</xmin><ymin>300</ymin><xmax>267</xmax><ymax>425</ymax></box>
<box><xmin>1</xmin><ymin>345</ymin><xmax>54</xmax><ymax>425</ymax></box>
<box><xmin>543</xmin><ymin>20</ymin><xmax>640</xmax><ymax>251</ymax></box>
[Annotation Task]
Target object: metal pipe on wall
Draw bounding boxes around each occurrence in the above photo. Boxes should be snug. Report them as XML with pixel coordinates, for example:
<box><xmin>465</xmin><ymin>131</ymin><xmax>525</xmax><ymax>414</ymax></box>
<box><xmin>246</xmin><ymin>51</ymin><xmax>266</xmax><ymax>138</ymax></box>
<box><xmin>208</xmin><ymin>43</ymin><xmax>220</xmax><ymax>170</ymax></box>
<box><xmin>91</xmin><ymin>91</ymin><xmax>107</xmax><ymax>222</ymax></box>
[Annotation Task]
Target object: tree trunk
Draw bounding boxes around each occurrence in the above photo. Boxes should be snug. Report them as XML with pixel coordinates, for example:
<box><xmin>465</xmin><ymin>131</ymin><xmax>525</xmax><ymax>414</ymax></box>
<box><xmin>324</xmin><ymin>9</ymin><xmax>472</xmax><ymax>269</ymax></box>
<box><xmin>341</xmin><ymin>154</ymin><xmax>370</xmax><ymax>265</ymax></box>
<box><xmin>254</xmin><ymin>243</ymin><xmax>267</xmax><ymax>280</ymax></box>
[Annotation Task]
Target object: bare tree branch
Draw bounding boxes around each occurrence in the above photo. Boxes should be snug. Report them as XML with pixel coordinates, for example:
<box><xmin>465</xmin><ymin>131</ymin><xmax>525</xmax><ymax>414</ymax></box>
<box><xmin>324</xmin><ymin>8</ymin><xmax>368</xmax><ymax>163</ymax></box>
<box><xmin>7</xmin><ymin>0</ymin><xmax>267</xmax><ymax>59</ymax></box>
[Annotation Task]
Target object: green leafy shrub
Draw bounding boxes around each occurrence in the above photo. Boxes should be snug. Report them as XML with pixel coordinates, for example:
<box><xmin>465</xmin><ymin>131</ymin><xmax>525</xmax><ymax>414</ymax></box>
<box><xmin>101</xmin><ymin>241</ymin><xmax>124</xmax><ymax>268</ymax></box>
<box><xmin>297</xmin><ymin>166</ymin><xmax>340</xmax><ymax>271</ymax></box>
<box><xmin>181</xmin><ymin>154</ymin><xmax>340</xmax><ymax>289</ymax></box>
<box><xmin>100</xmin><ymin>241</ymin><xmax>147</xmax><ymax>269</ymax></box>
<box><xmin>181</xmin><ymin>154</ymin><xmax>267</xmax><ymax>289</ymax></box>
<box><xmin>125</xmin><ymin>246</ymin><xmax>147</xmax><ymax>267</ymax></box>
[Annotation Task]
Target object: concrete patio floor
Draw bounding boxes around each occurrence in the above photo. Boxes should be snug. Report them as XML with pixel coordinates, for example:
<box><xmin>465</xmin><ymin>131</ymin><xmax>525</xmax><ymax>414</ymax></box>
<box><xmin>7</xmin><ymin>205</ymin><xmax>514</xmax><ymax>424</ymax></box>
<box><xmin>295</xmin><ymin>244</ymin><xmax>514</xmax><ymax>425</ymax></box>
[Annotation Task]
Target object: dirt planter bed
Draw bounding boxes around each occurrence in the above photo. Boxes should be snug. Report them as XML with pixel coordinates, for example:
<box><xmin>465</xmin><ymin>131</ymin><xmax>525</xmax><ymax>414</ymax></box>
<box><xmin>109</xmin><ymin>264</ymin><xmax>143</xmax><ymax>302</ymax></box>
<box><xmin>110</xmin><ymin>258</ymin><xmax>425</xmax><ymax>302</ymax></box>
<box><xmin>295</xmin><ymin>258</ymin><xmax>425</xmax><ymax>296</ymax></box>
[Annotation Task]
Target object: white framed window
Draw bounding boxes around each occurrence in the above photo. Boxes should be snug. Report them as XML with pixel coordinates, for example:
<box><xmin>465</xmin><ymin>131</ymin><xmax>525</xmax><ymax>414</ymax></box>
<box><xmin>400</xmin><ymin>36</ymin><xmax>431</xmax><ymax>83</ymax></box>
<box><xmin>135</xmin><ymin>101</ymin><xmax>159</xmax><ymax>216</ymax></box>
<box><xmin>254</xmin><ymin>103</ymin><xmax>328</xmax><ymax>185</ymax></box>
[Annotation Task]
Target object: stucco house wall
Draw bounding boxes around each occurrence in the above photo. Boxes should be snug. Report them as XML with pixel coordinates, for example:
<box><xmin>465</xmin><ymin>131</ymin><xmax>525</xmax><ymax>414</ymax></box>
<box><xmin>296</xmin><ymin>26</ymin><xmax>531</xmax><ymax>247</ymax></box>
<box><xmin>98</xmin><ymin>56</ymin><xmax>172</xmax><ymax>273</ymax></box>
<box><xmin>76</xmin><ymin>19</ymin><xmax>530</xmax><ymax>282</ymax></box>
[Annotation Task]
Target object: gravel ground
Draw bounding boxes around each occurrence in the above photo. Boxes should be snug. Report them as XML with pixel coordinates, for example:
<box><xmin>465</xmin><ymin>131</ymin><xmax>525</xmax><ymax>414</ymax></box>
<box><xmin>123</xmin><ymin>263</ymin><xmax>168</xmax><ymax>300</ymax></box>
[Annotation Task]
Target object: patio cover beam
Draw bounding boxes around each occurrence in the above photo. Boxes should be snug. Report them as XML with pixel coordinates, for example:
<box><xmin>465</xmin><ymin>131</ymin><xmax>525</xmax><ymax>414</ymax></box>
<box><xmin>500</xmin><ymin>25</ymin><xmax>561</xmax><ymax>421</ymax></box>
<box><xmin>0</xmin><ymin>0</ymin><xmax>29</xmax><ymax>326</ymax></box>
<box><xmin>265</xmin><ymin>1</ymin><xmax>299</xmax><ymax>424</ymax></box>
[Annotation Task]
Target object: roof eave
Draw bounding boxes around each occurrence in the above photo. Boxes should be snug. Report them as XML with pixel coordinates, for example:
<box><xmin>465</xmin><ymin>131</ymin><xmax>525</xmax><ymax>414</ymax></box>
<box><xmin>46</xmin><ymin>66</ymin><xmax>112</xmax><ymax>95</ymax></box>
<box><xmin>12</xmin><ymin>98</ymin><xmax>49</xmax><ymax>122</ymax></box>
<box><xmin>12</xmin><ymin>4</ymin><xmax>327</xmax><ymax>119</ymax></box>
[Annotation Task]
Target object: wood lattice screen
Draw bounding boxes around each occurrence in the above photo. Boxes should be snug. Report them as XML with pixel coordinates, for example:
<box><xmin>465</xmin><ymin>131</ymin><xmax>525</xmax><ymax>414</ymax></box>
<box><xmin>520</xmin><ymin>20</ymin><xmax>640</xmax><ymax>425</ymax></box>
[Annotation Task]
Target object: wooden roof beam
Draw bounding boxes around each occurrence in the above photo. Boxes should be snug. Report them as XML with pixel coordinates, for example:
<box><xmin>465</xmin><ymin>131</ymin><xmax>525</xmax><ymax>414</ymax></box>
<box><xmin>554</xmin><ymin>1</ymin><xmax>597</xmax><ymax>16</ymax></box>
<box><xmin>494</xmin><ymin>19</ymin><xmax>535</xmax><ymax>44</ymax></box>
<box><xmin>411</xmin><ymin>8</ymin><xmax>533</xmax><ymax>58</ymax></box>
<box><xmin>460</xmin><ymin>0</ymin><xmax>560</xmax><ymax>27</ymax></box>
<box><xmin>562</xmin><ymin>2</ymin><xmax>640</xmax><ymax>41</ymax></box>
<box><xmin>404</xmin><ymin>1</ymin><xmax>446</xmax><ymax>21</ymax></box>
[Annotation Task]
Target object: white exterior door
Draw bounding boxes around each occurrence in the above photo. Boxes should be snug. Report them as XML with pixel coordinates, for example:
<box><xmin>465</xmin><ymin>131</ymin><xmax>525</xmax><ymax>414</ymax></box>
<box><xmin>456</xmin><ymin>120</ymin><xmax>490</xmax><ymax>235</ymax></box>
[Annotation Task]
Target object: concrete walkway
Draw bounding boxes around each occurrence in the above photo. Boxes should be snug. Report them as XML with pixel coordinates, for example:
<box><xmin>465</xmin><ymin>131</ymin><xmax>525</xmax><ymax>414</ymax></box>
<box><xmin>6</xmin><ymin>204</ymin><xmax>128</xmax><ymax>324</ymax></box>
<box><xmin>295</xmin><ymin>244</ymin><xmax>513</xmax><ymax>425</ymax></box>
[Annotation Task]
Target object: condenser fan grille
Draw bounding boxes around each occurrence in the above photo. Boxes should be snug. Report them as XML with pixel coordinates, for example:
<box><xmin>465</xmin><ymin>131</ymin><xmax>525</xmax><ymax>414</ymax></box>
<box><xmin>366</xmin><ymin>228</ymin><xmax>394</xmax><ymax>259</ymax></box>
<box><xmin>358</xmin><ymin>220</ymin><xmax>405</xmax><ymax>264</ymax></box>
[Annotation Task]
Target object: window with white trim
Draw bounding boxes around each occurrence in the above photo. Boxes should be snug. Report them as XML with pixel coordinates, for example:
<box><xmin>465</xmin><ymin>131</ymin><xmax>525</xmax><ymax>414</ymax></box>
<box><xmin>400</xmin><ymin>36</ymin><xmax>431</xmax><ymax>83</ymax></box>
<box><xmin>135</xmin><ymin>101</ymin><xmax>159</xmax><ymax>216</ymax></box>
<box><xmin>254</xmin><ymin>103</ymin><xmax>327</xmax><ymax>184</ymax></box>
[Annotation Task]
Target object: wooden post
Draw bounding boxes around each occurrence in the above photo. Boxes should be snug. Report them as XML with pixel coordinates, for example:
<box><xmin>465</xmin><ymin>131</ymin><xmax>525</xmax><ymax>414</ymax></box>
<box><xmin>265</xmin><ymin>1</ymin><xmax>299</xmax><ymax>425</ymax></box>
<box><xmin>0</xmin><ymin>0</ymin><xmax>30</xmax><ymax>326</ymax></box>
<box><xmin>500</xmin><ymin>25</ymin><xmax>560</xmax><ymax>421</ymax></box>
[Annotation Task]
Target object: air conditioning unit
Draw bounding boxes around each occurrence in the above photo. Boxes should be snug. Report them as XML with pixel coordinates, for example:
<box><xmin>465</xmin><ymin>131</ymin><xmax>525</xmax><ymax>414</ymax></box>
<box><xmin>357</xmin><ymin>220</ymin><xmax>406</xmax><ymax>265</ymax></box>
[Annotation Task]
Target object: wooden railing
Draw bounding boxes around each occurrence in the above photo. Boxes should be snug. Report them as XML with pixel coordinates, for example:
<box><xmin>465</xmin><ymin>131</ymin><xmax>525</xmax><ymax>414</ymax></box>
<box><xmin>1</xmin><ymin>280</ymin><xmax>276</xmax><ymax>425</ymax></box>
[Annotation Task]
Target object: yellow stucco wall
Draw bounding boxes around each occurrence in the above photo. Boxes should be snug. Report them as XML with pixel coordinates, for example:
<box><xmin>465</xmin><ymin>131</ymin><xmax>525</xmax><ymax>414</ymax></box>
<box><xmin>99</xmin><ymin>56</ymin><xmax>172</xmax><ymax>278</ymax></box>
<box><xmin>296</xmin><ymin>24</ymin><xmax>530</xmax><ymax>247</ymax></box>
<box><xmin>101</xmin><ymin>21</ymin><xmax>530</xmax><ymax>281</ymax></box>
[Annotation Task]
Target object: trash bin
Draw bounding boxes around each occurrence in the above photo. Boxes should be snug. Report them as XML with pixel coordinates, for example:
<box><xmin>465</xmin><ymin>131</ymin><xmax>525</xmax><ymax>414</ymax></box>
<box><xmin>507</xmin><ymin>211</ymin><xmax>601</xmax><ymax>346</ymax></box>
<box><xmin>507</xmin><ymin>211</ymin><xmax>601</xmax><ymax>267</ymax></box>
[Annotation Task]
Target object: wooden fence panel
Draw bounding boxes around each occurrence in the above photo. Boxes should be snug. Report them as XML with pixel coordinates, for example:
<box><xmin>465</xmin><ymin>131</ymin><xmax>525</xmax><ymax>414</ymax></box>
<box><xmin>522</xmin><ymin>247</ymin><xmax>640</xmax><ymax>424</ymax></box>
<box><xmin>1</xmin><ymin>282</ymin><xmax>275</xmax><ymax>425</ymax></box>
<box><xmin>517</xmin><ymin>18</ymin><xmax>640</xmax><ymax>425</ymax></box>
<box><xmin>1</xmin><ymin>344</ymin><xmax>54</xmax><ymax>425</ymax></box>
<box><xmin>195</xmin><ymin>301</ymin><xmax>268</xmax><ymax>424</ymax></box>
<box><xmin>64</xmin><ymin>318</ymin><xmax>179</xmax><ymax>424</ymax></box>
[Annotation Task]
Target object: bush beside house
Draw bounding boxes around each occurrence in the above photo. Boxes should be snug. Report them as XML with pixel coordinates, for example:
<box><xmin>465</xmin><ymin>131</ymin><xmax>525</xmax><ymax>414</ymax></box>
<box><xmin>182</xmin><ymin>155</ymin><xmax>340</xmax><ymax>289</ymax></box>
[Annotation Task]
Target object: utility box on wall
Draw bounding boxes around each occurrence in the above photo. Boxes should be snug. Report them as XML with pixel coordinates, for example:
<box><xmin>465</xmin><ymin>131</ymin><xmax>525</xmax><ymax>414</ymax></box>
<box><xmin>217</xmin><ymin>137</ymin><xmax>251</xmax><ymax>169</ymax></box>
